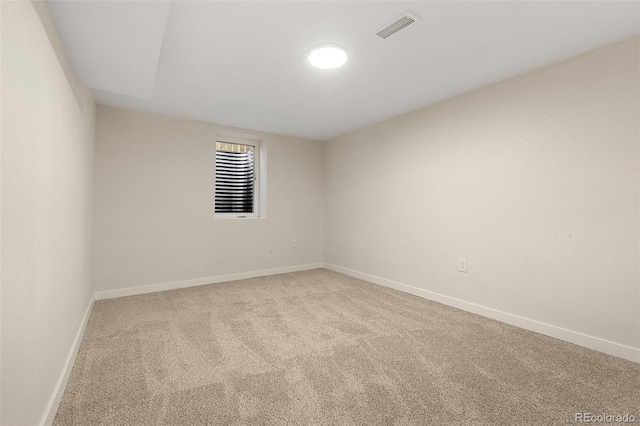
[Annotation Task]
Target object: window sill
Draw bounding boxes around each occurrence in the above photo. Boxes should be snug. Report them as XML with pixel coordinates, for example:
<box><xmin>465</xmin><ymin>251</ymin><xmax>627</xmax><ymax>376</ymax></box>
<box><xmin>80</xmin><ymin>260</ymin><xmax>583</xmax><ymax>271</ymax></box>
<box><xmin>214</xmin><ymin>215</ymin><xmax>266</xmax><ymax>220</ymax></box>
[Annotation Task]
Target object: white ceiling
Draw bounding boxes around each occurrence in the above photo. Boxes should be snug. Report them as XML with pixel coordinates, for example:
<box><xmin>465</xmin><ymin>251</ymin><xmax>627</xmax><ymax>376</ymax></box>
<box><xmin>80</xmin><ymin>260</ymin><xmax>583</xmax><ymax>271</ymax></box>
<box><xmin>45</xmin><ymin>1</ymin><xmax>640</xmax><ymax>141</ymax></box>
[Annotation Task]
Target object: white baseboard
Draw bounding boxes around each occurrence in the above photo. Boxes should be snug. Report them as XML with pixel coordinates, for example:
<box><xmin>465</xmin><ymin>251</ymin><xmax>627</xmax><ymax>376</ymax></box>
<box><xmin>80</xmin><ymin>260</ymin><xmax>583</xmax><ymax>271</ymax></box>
<box><xmin>42</xmin><ymin>294</ymin><xmax>95</xmax><ymax>426</ymax></box>
<box><xmin>94</xmin><ymin>263</ymin><xmax>325</xmax><ymax>300</ymax></box>
<box><xmin>324</xmin><ymin>263</ymin><xmax>640</xmax><ymax>363</ymax></box>
<box><xmin>37</xmin><ymin>261</ymin><xmax>638</xmax><ymax>426</ymax></box>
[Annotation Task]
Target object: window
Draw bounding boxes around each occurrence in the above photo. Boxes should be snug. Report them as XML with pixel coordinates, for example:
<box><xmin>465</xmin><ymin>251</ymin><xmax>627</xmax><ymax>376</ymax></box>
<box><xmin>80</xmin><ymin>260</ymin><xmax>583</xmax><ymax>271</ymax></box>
<box><xmin>215</xmin><ymin>137</ymin><xmax>260</xmax><ymax>217</ymax></box>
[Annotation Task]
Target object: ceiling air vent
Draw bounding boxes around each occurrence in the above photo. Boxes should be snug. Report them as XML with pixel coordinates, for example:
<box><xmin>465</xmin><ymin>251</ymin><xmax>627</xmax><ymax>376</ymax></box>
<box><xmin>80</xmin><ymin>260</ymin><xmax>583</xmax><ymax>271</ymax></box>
<box><xmin>376</xmin><ymin>11</ymin><xmax>420</xmax><ymax>39</ymax></box>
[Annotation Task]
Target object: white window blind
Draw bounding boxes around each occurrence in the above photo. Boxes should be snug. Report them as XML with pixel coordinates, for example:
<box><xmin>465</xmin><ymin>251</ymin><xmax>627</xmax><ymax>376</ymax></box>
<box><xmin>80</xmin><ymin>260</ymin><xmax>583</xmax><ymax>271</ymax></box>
<box><xmin>215</xmin><ymin>140</ymin><xmax>257</xmax><ymax>214</ymax></box>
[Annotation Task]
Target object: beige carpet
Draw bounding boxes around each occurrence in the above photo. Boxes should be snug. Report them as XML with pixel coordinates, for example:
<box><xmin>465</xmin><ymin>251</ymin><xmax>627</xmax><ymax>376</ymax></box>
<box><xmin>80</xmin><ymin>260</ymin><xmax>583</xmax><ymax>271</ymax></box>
<box><xmin>55</xmin><ymin>269</ymin><xmax>639</xmax><ymax>425</ymax></box>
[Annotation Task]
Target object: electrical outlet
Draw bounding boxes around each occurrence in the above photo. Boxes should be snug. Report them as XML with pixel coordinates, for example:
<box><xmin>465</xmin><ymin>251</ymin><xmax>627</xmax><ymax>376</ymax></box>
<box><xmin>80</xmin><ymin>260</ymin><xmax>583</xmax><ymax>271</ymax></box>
<box><xmin>458</xmin><ymin>258</ymin><xmax>467</xmax><ymax>273</ymax></box>
<box><xmin>291</xmin><ymin>239</ymin><xmax>297</xmax><ymax>248</ymax></box>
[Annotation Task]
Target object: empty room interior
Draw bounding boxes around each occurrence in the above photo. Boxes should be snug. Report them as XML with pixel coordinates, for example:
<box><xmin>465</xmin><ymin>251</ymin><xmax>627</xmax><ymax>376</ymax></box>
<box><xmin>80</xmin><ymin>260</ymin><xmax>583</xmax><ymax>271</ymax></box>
<box><xmin>2</xmin><ymin>1</ymin><xmax>640</xmax><ymax>425</ymax></box>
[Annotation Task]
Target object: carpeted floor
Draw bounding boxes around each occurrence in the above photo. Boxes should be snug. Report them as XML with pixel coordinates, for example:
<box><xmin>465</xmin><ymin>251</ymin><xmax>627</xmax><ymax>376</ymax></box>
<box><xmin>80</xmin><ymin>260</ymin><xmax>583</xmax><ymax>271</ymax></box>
<box><xmin>54</xmin><ymin>269</ymin><xmax>639</xmax><ymax>425</ymax></box>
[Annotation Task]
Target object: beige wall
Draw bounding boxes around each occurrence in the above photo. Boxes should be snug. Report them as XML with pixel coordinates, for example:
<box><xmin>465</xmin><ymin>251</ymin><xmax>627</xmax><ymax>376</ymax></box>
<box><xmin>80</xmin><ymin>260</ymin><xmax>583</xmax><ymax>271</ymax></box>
<box><xmin>325</xmin><ymin>37</ymin><xmax>639</xmax><ymax>349</ymax></box>
<box><xmin>1</xmin><ymin>2</ymin><xmax>96</xmax><ymax>424</ymax></box>
<box><xmin>93</xmin><ymin>106</ymin><xmax>324</xmax><ymax>292</ymax></box>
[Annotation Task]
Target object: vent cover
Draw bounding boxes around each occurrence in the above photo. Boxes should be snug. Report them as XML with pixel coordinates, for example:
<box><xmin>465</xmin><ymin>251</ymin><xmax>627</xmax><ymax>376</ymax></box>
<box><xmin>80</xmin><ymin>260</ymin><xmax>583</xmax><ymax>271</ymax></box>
<box><xmin>376</xmin><ymin>11</ymin><xmax>419</xmax><ymax>39</ymax></box>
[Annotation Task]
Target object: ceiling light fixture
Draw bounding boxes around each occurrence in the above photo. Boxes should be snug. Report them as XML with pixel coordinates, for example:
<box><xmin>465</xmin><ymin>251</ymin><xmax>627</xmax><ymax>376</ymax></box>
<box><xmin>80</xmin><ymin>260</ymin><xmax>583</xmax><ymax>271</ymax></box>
<box><xmin>308</xmin><ymin>44</ymin><xmax>348</xmax><ymax>69</ymax></box>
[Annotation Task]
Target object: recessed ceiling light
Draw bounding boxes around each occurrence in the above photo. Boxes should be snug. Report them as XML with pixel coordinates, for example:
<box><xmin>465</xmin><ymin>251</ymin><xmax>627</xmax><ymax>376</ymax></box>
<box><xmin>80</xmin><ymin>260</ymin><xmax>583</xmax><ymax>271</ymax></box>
<box><xmin>308</xmin><ymin>44</ymin><xmax>348</xmax><ymax>69</ymax></box>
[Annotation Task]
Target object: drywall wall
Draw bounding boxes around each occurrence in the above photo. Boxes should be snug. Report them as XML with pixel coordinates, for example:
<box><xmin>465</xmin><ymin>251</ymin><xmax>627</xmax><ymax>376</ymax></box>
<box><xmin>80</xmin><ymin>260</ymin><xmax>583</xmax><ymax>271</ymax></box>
<box><xmin>94</xmin><ymin>106</ymin><xmax>324</xmax><ymax>292</ymax></box>
<box><xmin>325</xmin><ymin>37</ymin><xmax>639</xmax><ymax>351</ymax></box>
<box><xmin>1</xmin><ymin>1</ymin><xmax>96</xmax><ymax>424</ymax></box>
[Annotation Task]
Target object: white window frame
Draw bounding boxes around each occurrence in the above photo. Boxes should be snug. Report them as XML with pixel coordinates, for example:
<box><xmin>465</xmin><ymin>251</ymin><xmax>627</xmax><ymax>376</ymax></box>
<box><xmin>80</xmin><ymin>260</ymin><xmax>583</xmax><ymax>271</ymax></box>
<box><xmin>215</xmin><ymin>136</ymin><xmax>261</xmax><ymax>219</ymax></box>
